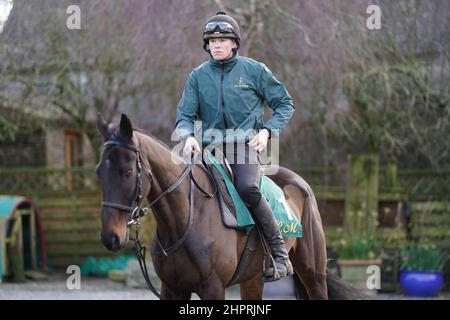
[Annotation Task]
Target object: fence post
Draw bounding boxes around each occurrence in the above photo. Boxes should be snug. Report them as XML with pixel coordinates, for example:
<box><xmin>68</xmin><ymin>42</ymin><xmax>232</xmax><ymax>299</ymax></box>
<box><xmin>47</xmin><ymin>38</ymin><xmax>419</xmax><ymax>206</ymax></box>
<box><xmin>344</xmin><ymin>154</ymin><xmax>379</xmax><ymax>238</ymax></box>
<box><xmin>386</xmin><ymin>161</ymin><xmax>398</xmax><ymax>189</ymax></box>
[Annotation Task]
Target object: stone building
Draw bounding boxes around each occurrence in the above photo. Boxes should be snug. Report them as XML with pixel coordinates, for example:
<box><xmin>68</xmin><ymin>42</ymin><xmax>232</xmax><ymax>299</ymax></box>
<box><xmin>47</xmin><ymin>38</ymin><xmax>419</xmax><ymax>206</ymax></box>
<box><xmin>0</xmin><ymin>106</ymin><xmax>96</xmax><ymax>169</ymax></box>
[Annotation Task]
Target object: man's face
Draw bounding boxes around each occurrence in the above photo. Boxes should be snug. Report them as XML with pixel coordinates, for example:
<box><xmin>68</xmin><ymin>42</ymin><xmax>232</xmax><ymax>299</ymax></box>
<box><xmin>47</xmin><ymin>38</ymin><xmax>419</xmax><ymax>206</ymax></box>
<box><xmin>209</xmin><ymin>38</ymin><xmax>236</xmax><ymax>61</ymax></box>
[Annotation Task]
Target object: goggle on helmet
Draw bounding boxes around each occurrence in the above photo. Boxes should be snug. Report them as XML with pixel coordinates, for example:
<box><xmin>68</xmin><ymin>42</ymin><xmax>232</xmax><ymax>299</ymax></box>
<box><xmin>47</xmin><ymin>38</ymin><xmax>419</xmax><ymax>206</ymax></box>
<box><xmin>202</xmin><ymin>12</ymin><xmax>241</xmax><ymax>52</ymax></box>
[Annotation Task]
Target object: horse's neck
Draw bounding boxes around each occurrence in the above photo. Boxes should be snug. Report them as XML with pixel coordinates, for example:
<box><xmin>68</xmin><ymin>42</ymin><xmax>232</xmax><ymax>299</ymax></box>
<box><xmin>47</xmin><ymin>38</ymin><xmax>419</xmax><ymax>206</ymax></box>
<box><xmin>136</xmin><ymin>133</ymin><xmax>190</xmax><ymax>243</ymax></box>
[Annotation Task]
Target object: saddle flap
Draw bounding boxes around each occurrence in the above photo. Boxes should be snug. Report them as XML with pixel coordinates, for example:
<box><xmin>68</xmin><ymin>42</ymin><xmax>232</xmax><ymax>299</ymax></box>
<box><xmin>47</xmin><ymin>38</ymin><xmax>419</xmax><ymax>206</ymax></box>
<box><xmin>202</xmin><ymin>150</ymin><xmax>239</xmax><ymax>229</ymax></box>
<box><xmin>217</xmin><ymin>187</ymin><xmax>239</xmax><ymax>229</ymax></box>
<box><xmin>203</xmin><ymin>148</ymin><xmax>234</xmax><ymax>184</ymax></box>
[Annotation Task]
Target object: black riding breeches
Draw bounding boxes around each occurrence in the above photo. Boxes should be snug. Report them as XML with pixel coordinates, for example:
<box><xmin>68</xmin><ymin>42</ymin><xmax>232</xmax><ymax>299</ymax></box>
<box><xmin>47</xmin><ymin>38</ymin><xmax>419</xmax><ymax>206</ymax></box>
<box><xmin>224</xmin><ymin>143</ymin><xmax>262</xmax><ymax>209</ymax></box>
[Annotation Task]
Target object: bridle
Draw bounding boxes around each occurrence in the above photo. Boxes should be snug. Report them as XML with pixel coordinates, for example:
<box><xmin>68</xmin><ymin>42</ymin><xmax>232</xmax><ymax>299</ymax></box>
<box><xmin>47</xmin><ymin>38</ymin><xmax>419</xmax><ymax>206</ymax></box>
<box><xmin>101</xmin><ymin>140</ymin><xmax>151</xmax><ymax>224</ymax></box>
<box><xmin>99</xmin><ymin>139</ymin><xmax>217</xmax><ymax>298</ymax></box>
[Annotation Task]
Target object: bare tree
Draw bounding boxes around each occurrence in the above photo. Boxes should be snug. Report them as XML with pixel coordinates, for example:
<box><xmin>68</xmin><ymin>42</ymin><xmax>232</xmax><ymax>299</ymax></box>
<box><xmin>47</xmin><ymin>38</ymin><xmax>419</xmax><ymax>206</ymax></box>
<box><xmin>331</xmin><ymin>0</ymin><xmax>450</xmax><ymax>168</ymax></box>
<box><xmin>1</xmin><ymin>0</ymin><xmax>448</xmax><ymax>169</ymax></box>
<box><xmin>1</xmin><ymin>1</ymin><xmax>156</xmax><ymax>158</ymax></box>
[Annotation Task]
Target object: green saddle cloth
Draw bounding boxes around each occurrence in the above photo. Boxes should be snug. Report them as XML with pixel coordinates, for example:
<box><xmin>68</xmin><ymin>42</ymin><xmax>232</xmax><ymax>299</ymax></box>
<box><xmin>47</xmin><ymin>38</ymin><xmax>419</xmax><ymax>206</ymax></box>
<box><xmin>206</xmin><ymin>151</ymin><xmax>302</xmax><ymax>238</ymax></box>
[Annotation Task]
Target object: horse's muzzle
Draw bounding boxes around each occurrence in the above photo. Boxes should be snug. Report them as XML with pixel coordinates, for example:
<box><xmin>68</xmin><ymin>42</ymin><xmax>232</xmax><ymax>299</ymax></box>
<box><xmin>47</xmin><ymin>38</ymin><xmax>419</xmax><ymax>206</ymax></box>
<box><xmin>101</xmin><ymin>231</ymin><xmax>126</xmax><ymax>252</ymax></box>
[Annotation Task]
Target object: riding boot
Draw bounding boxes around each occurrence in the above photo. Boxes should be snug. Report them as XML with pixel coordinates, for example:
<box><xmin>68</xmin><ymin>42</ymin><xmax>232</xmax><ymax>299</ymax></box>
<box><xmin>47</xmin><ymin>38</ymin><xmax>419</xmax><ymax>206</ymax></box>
<box><xmin>251</xmin><ymin>196</ymin><xmax>294</xmax><ymax>282</ymax></box>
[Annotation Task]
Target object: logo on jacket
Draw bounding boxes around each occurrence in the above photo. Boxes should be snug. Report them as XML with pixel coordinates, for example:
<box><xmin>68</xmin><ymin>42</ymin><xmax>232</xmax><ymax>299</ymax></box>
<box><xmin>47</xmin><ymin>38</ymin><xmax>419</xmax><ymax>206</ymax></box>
<box><xmin>234</xmin><ymin>77</ymin><xmax>250</xmax><ymax>88</ymax></box>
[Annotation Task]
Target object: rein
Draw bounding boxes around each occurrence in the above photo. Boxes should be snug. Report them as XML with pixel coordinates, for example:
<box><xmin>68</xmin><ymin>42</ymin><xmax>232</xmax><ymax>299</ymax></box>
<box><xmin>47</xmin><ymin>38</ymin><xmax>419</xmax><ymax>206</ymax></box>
<box><xmin>100</xmin><ymin>139</ymin><xmax>217</xmax><ymax>299</ymax></box>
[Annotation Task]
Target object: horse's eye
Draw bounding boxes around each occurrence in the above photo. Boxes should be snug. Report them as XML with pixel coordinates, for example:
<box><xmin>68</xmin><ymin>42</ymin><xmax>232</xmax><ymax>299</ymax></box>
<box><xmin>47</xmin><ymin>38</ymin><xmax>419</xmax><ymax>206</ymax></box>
<box><xmin>125</xmin><ymin>169</ymin><xmax>133</xmax><ymax>177</ymax></box>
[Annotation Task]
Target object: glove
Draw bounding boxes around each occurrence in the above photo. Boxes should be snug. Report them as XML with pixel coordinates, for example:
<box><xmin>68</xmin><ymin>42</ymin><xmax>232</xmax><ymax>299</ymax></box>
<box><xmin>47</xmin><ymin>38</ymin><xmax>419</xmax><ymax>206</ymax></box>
<box><xmin>183</xmin><ymin>136</ymin><xmax>201</xmax><ymax>159</ymax></box>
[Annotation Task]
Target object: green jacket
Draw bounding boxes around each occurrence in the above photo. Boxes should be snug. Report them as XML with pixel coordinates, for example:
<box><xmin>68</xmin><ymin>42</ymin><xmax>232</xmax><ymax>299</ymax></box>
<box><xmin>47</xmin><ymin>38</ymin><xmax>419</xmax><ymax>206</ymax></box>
<box><xmin>175</xmin><ymin>53</ymin><xmax>295</xmax><ymax>147</ymax></box>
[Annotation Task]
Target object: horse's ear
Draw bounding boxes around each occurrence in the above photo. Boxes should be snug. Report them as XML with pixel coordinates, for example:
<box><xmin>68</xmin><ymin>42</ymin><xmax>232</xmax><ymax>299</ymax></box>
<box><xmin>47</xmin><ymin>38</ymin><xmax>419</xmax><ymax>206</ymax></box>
<box><xmin>97</xmin><ymin>113</ymin><xmax>108</xmax><ymax>140</ymax></box>
<box><xmin>119</xmin><ymin>114</ymin><xmax>133</xmax><ymax>141</ymax></box>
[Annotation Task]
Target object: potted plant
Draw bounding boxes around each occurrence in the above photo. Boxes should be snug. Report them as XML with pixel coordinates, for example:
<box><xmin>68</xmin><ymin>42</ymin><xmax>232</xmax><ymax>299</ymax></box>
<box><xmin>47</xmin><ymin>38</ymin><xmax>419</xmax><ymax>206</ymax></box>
<box><xmin>335</xmin><ymin>235</ymin><xmax>382</xmax><ymax>291</ymax></box>
<box><xmin>399</xmin><ymin>245</ymin><xmax>447</xmax><ymax>297</ymax></box>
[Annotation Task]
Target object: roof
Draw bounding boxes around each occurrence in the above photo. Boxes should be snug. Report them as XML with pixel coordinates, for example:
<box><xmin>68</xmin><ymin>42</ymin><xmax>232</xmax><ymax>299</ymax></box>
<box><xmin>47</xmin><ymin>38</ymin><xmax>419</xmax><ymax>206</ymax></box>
<box><xmin>0</xmin><ymin>195</ymin><xmax>47</xmax><ymax>272</ymax></box>
<box><xmin>0</xmin><ymin>195</ymin><xmax>29</xmax><ymax>217</ymax></box>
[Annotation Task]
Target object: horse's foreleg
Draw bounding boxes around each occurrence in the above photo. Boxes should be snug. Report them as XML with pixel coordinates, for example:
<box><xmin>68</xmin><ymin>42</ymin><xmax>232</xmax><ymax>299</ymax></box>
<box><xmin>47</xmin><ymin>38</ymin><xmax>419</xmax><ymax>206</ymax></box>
<box><xmin>160</xmin><ymin>283</ymin><xmax>191</xmax><ymax>300</ymax></box>
<box><xmin>239</xmin><ymin>274</ymin><xmax>264</xmax><ymax>300</ymax></box>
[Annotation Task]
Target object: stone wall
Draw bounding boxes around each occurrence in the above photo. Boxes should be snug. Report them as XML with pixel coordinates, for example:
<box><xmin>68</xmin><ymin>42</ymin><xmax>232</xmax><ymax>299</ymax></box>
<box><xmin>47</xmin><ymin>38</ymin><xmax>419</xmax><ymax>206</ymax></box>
<box><xmin>81</xmin><ymin>133</ymin><xmax>96</xmax><ymax>167</ymax></box>
<box><xmin>45</xmin><ymin>128</ymin><xmax>65</xmax><ymax>168</ymax></box>
<box><xmin>0</xmin><ymin>129</ymin><xmax>46</xmax><ymax>167</ymax></box>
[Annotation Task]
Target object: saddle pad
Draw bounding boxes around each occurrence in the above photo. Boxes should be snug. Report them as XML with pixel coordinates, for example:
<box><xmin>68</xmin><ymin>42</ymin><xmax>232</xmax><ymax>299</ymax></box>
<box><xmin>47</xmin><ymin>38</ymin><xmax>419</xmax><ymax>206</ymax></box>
<box><xmin>206</xmin><ymin>151</ymin><xmax>302</xmax><ymax>238</ymax></box>
<box><xmin>259</xmin><ymin>175</ymin><xmax>303</xmax><ymax>238</ymax></box>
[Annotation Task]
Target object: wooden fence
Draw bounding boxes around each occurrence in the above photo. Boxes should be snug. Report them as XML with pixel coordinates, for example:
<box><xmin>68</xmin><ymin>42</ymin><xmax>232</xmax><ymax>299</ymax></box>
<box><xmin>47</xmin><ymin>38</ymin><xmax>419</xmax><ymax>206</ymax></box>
<box><xmin>0</xmin><ymin>162</ymin><xmax>448</xmax><ymax>271</ymax></box>
<box><xmin>293</xmin><ymin>158</ymin><xmax>449</xmax><ymax>247</ymax></box>
<box><xmin>0</xmin><ymin>168</ymin><xmax>115</xmax><ymax>270</ymax></box>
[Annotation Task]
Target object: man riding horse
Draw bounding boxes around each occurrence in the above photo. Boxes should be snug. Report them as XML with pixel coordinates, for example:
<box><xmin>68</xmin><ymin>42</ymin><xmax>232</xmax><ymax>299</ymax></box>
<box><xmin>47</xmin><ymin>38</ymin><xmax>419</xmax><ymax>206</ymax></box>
<box><xmin>175</xmin><ymin>11</ymin><xmax>295</xmax><ymax>282</ymax></box>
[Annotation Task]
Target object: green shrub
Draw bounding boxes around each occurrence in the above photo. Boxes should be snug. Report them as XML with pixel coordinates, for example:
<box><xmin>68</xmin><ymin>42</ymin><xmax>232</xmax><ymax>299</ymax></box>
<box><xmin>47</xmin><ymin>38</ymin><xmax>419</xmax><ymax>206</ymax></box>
<box><xmin>400</xmin><ymin>245</ymin><xmax>447</xmax><ymax>272</ymax></box>
<box><xmin>337</xmin><ymin>235</ymin><xmax>381</xmax><ymax>259</ymax></box>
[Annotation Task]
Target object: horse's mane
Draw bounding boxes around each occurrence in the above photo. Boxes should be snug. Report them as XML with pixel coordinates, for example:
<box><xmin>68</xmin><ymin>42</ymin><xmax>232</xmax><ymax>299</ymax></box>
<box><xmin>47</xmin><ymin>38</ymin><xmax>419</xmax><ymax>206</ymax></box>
<box><xmin>134</xmin><ymin>127</ymin><xmax>173</xmax><ymax>153</ymax></box>
<box><xmin>133</xmin><ymin>127</ymin><xmax>186</xmax><ymax>165</ymax></box>
<box><xmin>108</xmin><ymin>122</ymin><xmax>173</xmax><ymax>153</ymax></box>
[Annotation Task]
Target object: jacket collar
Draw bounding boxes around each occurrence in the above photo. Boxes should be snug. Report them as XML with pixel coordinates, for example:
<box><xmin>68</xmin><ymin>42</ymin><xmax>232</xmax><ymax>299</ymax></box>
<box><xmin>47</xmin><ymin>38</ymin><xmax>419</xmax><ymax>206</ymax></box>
<box><xmin>208</xmin><ymin>52</ymin><xmax>239</xmax><ymax>72</ymax></box>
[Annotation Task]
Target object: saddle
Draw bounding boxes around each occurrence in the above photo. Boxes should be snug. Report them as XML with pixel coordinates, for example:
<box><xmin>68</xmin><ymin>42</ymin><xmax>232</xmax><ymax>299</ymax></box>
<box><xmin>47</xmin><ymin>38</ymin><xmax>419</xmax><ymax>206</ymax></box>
<box><xmin>202</xmin><ymin>149</ymin><xmax>241</xmax><ymax>230</ymax></box>
<box><xmin>202</xmin><ymin>148</ymin><xmax>302</xmax><ymax>237</ymax></box>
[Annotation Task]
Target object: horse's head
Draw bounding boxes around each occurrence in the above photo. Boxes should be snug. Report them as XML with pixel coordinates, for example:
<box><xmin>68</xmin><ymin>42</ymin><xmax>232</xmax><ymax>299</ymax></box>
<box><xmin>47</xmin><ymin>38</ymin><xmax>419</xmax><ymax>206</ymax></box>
<box><xmin>96</xmin><ymin>113</ymin><xmax>151</xmax><ymax>251</ymax></box>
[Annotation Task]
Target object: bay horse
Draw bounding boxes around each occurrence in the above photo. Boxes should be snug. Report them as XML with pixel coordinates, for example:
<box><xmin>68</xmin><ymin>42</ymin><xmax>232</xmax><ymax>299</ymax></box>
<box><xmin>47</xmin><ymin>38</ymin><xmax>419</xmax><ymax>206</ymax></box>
<box><xmin>96</xmin><ymin>113</ymin><xmax>359</xmax><ymax>300</ymax></box>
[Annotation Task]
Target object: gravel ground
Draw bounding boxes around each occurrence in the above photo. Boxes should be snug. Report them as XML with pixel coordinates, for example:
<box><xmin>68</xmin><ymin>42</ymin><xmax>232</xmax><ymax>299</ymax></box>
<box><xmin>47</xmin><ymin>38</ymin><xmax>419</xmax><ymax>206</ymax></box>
<box><xmin>0</xmin><ymin>274</ymin><xmax>241</xmax><ymax>300</ymax></box>
<box><xmin>0</xmin><ymin>274</ymin><xmax>449</xmax><ymax>300</ymax></box>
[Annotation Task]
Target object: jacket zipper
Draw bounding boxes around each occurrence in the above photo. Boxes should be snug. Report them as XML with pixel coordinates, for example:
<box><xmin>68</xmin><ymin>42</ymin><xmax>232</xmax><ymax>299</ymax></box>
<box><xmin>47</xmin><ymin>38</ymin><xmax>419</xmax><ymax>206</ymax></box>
<box><xmin>220</xmin><ymin>63</ymin><xmax>229</xmax><ymax>128</ymax></box>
